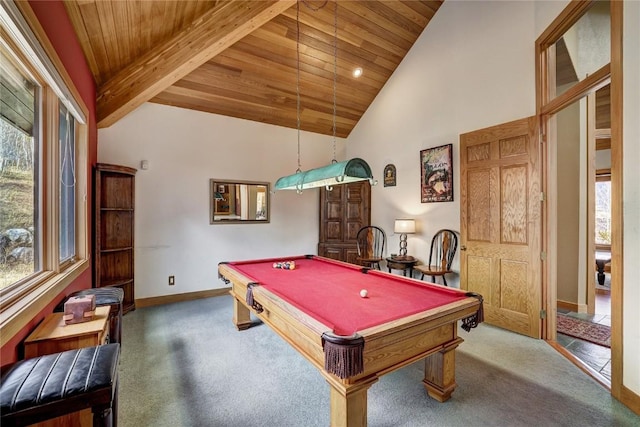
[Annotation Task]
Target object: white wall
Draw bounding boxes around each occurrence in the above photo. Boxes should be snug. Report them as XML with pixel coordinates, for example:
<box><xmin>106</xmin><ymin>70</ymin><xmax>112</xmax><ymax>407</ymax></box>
<box><xmin>623</xmin><ymin>0</ymin><xmax>640</xmax><ymax>397</ymax></box>
<box><xmin>346</xmin><ymin>0</ymin><xmax>551</xmax><ymax>287</ymax></box>
<box><xmin>98</xmin><ymin>103</ymin><xmax>345</xmax><ymax>298</ymax></box>
<box><xmin>555</xmin><ymin>100</ymin><xmax>581</xmax><ymax>304</ymax></box>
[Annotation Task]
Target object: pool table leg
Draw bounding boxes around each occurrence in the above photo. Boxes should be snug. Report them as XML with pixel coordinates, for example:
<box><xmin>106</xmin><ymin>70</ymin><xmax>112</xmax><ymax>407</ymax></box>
<box><xmin>325</xmin><ymin>375</ymin><xmax>378</xmax><ymax>427</ymax></box>
<box><xmin>232</xmin><ymin>297</ymin><xmax>253</xmax><ymax>330</ymax></box>
<box><xmin>422</xmin><ymin>337</ymin><xmax>463</xmax><ymax>402</ymax></box>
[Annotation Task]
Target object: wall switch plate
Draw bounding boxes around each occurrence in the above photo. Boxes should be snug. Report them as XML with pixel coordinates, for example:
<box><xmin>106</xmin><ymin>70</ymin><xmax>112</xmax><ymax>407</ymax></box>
<box><xmin>168</xmin><ymin>275</ymin><xmax>175</xmax><ymax>286</ymax></box>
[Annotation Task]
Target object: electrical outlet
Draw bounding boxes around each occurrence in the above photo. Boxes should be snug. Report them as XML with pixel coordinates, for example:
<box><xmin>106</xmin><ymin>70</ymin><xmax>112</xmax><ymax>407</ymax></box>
<box><xmin>168</xmin><ymin>275</ymin><xmax>175</xmax><ymax>286</ymax></box>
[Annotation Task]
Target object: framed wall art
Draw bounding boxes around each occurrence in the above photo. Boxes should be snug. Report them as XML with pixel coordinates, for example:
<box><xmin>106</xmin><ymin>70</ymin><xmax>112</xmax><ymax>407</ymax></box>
<box><xmin>420</xmin><ymin>143</ymin><xmax>453</xmax><ymax>203</ymax></box>
<box><xmin>383</xmin><ymin>164</ymin><xmax>396</xmax><ymax>187</ymax></box>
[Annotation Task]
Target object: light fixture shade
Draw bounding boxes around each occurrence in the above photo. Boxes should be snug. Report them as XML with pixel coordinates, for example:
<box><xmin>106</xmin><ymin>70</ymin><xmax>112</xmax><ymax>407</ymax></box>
<box><xmin>275</xmin><ymin>158</ymin><xmax>375</xmax><ymax>191</ymax></box>
<box><xmin>394</xmin><ymin>219</ymin><xmax>416</xmax><ymax>234</ymax></box>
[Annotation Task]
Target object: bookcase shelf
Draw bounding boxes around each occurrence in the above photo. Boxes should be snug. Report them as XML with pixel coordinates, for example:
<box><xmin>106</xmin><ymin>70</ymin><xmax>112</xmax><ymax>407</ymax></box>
<box><xmin>94</xmin><ymin>163</ymin><xmax>137</xmax><ymax>314</ymax></box>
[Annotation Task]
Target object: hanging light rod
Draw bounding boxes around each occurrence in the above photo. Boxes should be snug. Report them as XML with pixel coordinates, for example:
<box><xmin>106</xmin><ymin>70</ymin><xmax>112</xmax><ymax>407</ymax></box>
<box><xmin>275</xmin><ymin>158</ymin><xmax>376</xmax><ymax>191</ymax></box>
<box><xmin>275</xmin><ymin>1</ymin><xmax>376</xmax><ymax>193</ymax></box>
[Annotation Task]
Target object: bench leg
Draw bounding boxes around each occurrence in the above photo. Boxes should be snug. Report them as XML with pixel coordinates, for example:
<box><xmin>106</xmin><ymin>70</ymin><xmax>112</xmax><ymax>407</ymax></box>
<box><xmin>92</xmin><ymin>378</ymin><xmax>118</xmax><ymax>427</ymax></box>
<box><xmin>93</xmin><ymin>405</ymin><xmax>112</xmax><ymax>427</ymax></box>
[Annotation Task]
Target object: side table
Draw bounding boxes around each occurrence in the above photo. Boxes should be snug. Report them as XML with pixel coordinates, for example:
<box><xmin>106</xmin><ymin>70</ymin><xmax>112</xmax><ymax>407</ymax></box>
<box><xmin>386</xmin><ymin>256</ymin><xmax>418</xmax><ymax>277</ymax></box>
<box><xmin>25</xmin><ymin>305</ymin><xmax>110</xmax><ymax>358</ymax></box>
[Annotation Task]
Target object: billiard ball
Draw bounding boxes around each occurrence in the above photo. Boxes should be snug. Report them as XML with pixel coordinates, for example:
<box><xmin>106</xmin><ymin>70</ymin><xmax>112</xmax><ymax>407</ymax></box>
<box><xmin>360</xmin><ymin>289</ymin><xmax>368</xmax><ymax>298</ymax></box>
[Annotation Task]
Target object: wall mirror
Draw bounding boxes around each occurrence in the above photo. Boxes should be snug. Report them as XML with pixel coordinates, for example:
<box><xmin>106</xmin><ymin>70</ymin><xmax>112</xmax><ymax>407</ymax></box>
<box><xmin>210</xmin><ymin>179</ymin><xmax>270</xmax><ymax>224</ymax></box>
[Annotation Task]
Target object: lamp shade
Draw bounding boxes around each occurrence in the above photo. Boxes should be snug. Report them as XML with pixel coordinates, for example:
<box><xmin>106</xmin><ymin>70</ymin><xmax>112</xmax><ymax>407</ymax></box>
<box><xmin>275</xmin><ymin>158</ymin><xmax>375</xmax><ymax>191</ymax></box>
<box><xmin>394</xmin><ymin>219</ymin><xmax>415</xmax><ymax>234</ymax></box>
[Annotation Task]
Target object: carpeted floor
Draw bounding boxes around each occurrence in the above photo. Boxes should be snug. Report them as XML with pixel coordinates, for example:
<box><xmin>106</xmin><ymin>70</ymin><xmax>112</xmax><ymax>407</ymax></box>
<box><xmin>118</xmin><ymin>296</ymin><xmax>640</xmax><ymax>427</ymax></box>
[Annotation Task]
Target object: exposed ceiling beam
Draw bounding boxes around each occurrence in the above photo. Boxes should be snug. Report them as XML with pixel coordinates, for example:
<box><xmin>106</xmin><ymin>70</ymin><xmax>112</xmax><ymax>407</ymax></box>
<box><xmin>96</xmin><ymin>0</ymin><xmax>296</xmax><ymax>128</ymax></box>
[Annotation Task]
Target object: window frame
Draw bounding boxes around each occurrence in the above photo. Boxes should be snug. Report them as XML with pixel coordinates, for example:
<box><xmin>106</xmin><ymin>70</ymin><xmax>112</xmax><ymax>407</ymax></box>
<box><xmin>0</xmin><ymin>1</ymin><xmax>89</xmax><ymax>347</ymax></box>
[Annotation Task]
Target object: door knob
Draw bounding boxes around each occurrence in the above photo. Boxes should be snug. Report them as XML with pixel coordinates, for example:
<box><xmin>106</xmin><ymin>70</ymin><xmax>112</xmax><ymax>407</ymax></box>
<box><xmin>460</xmin><ymin>245</ymin><xmax>467</xmax><ymax>251</ymax></box>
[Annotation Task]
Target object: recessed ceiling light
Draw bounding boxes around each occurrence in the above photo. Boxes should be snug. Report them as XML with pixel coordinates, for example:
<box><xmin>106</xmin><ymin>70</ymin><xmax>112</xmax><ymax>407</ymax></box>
<box><xmin>353</xmin><ymin>67</ymin><xmax>363</xmax><ymax>78</ymax></box>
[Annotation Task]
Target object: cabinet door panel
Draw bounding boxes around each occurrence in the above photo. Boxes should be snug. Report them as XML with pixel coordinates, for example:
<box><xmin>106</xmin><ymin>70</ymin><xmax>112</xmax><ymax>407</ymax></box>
<box><xmin>318</xmin><ymin>182</ymin><xmax>371</xmax><ymax>263</ymax></box>
<box><xmin>101</xmin><ymin>211</ymin><xmax>133</xmax><ymax>249</ymax></box>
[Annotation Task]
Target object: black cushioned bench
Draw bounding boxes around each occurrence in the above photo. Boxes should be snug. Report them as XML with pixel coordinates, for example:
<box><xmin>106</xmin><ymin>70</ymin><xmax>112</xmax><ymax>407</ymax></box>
<box><xmin>1</xmin><ymin>343</ymin><xmax>119</xmax><ymax>427</ymax></box>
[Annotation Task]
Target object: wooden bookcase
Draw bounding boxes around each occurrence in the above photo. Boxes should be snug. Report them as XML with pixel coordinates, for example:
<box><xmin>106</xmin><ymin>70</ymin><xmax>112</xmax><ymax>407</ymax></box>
<box><xmin>318</xmin><ymin>181</ymin><xmax>371</xmax><ymax>264</ymax></box>
<box><xmin>94</xmin><ymin>163</ymin><xmax>137</xmax><ymax>313</ymax></box>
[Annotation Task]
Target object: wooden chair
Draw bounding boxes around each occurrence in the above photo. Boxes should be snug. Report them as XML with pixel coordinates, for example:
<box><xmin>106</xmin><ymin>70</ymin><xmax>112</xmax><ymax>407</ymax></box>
<box><xmin>416</xmin><ymin>229</ymin><xmax>458</xmax><ymax>286</ymax></box>
<box><xmin>356</xmin><ymin>226</ymin><xmax>386</xmax><ymax>270</ymax></box>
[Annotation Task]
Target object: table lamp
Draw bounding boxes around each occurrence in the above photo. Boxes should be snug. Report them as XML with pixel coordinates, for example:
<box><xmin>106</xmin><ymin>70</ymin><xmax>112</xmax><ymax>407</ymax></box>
<box><xmin>394</xmin><ymin>219</ymin><xmax>415</xmax><ymax>258</ymax></box>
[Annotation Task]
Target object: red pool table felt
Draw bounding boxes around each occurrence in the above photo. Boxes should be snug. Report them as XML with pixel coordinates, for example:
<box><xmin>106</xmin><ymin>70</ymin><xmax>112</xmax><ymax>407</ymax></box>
<box><xmin>227</xmin><ymin>255</ymin><xmax>468</xmax><ymax>336</ymax></box>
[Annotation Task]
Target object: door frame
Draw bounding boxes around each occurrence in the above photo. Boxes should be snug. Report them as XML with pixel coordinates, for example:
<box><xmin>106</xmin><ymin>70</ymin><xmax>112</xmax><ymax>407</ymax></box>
<box><xmin>536</xmin><ymin>0</ymin><xmax>623</xmax><ymax>395</ymax></box>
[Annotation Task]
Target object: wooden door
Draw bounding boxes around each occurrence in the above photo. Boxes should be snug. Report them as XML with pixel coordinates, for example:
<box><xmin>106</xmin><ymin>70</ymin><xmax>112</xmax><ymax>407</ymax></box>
<box><xmin>460</xmin><ymin>116</ymin><xmax>541</xmax><ymax>338</ymax></box>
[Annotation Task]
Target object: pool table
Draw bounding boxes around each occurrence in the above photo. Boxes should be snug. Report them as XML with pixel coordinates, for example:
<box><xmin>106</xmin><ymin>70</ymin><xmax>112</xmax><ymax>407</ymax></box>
<box><xmin>218</xmin><ymin>255</ymin><xmax>483</xmax><ymax>427</ymax></box>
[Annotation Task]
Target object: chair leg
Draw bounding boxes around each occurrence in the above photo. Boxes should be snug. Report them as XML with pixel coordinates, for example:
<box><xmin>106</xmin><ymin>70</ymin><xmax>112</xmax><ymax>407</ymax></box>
<box><xmin>431</xmin><ymin>275</ymin><xmax>436</xmax><ymax>283</ymax></box>
<box><xmin>442</xmin><ymin>276</ymin><xmax>448</xmax><ymax>287</ymax></box>
<box><xmin>420</xmin><ymin>273</ymin><xmax>425</xmax><ymax>280</ymax></box>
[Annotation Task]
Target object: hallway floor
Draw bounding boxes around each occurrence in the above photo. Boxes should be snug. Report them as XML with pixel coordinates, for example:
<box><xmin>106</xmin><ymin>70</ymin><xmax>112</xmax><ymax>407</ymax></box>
<box><xmin>557</xmin><ymin>274</ymin><xmax>611</xmax><ymax>381</ymax></box>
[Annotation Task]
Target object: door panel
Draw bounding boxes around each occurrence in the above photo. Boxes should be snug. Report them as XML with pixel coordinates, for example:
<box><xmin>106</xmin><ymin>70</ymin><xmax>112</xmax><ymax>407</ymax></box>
<box><xmin>460</xmin><ymin>116</ymin><xmax>541</xmax><ymax>338</ymax></box>
<box><xmin>318</xmin><ymin>182</ymin><xmax>371</xmax><ymax>263</ymax></box>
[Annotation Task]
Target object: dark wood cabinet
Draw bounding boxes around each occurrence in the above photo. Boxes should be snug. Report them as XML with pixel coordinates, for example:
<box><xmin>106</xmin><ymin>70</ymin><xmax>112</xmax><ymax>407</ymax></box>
<box><xmin>318</xmin><ymin>181</ymin><xmax>371</xmax><ymax>264</ymax></box>
<box><xmin>94</xmin><ymin>163</ymin><xmax>137</xmax><ymax>314</ymax></box>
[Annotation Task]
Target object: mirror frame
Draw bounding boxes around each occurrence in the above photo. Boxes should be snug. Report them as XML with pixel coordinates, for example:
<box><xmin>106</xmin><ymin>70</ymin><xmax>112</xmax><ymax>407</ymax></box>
<box><xmin>209</xmin><ymin>179</ymin><xmax>271</xmax><ymax>224</ymax></box>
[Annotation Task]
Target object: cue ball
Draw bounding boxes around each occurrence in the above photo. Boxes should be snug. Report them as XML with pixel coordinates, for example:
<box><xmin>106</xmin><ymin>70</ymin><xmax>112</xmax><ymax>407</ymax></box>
<box><xmin>360</xmin><ymin>289</ymin><xmax>368</xmax><ymax>298</ymax></box>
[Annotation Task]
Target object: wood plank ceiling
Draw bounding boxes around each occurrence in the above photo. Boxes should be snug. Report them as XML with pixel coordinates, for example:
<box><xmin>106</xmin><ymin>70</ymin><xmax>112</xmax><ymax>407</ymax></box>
<box><xmin>63</xmin><ymin>0</ymin><xmax>443</xmax><ymax>137</ymax></box>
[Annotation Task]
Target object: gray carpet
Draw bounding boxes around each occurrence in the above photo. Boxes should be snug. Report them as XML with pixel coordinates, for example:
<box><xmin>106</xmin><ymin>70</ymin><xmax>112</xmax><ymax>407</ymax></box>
<box><xmin>118</xmin><ymin>296</ymin><xmax>639</xmax><ymax>426</ymax></box>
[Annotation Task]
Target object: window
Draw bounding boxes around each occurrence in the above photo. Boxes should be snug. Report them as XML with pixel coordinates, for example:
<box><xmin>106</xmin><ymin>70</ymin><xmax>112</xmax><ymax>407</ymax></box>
<box><xmin>59</xmin><ymin>105</ymin><xmax>76</xmax><ymax>264</ymax></box>
<box><xmin>0</xmin><ymin>39</ymin><xmax>41</xmax><ymax>289</ymax></box>
<box><xmin>595</xmin><ymin>170</ymin><xmax>611</xmax><ymax>247</ymax></box>
<box><xmin>1</xmin><ymin>1</ymin><xmax>89</xmax><ymax>344</ymax></box>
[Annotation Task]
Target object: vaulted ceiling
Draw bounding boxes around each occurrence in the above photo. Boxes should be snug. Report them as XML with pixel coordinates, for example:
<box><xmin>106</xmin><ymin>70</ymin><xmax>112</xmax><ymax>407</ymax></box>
<box><xmin>63</xmin><ymin>0</ymin><xmax>443</xmax><ymax>137</ymax></box>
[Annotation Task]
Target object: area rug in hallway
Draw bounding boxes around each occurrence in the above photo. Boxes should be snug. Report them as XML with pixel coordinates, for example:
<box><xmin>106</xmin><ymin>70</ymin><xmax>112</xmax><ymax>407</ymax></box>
<box><xmin>557</xmin><ymin>314</ymin><xmax>611</xmax><ymax>347</ymax></box>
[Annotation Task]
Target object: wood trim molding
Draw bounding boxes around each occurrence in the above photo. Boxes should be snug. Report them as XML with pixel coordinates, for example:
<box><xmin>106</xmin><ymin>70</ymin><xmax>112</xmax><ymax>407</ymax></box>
<box><xmin>536</xmin><ymin>1</ymin><xmax>596</xmax><ymax>50</ymax></box>
<box><xmin>538</xmin><ymin>0</ymin><xmax>628</xmax><ymax>407</ymax></box>
<box><xmin>135</xmin><ymin>288</ymin><xmax>230</xmax><ymax>309</ymax></box>
<box><xmin>609</xmin><ymin>0</ymin><xmax>624</xmax><ymax>399</ymax></box>
<box><xmin>540</xmin><ymin>64</ymin><xmax>611</xmax><ymax>117</ymax></box>
<box><xmin>621</xmin><ymin>385</ymin><xmax>640</xmax><ymax>416</ymax></box>
<box><xmin>96</xmin><ymin>0</ymin><xmax>295</xmax><ymax>128</ymax></box>
<box><xmin>0</xmin><ymin>261</ymin><xmax>89</xmax><ymax>346</ymax></box>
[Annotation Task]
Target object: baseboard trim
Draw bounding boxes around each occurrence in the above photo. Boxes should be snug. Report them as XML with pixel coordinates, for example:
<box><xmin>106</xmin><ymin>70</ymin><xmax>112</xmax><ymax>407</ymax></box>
<box><xmin>557</xmin><ymin>299</ymin><xmax>580</xmax><ymax>312</ymax></box>
<box><xmin>135</xmin><ymin>288</ymin><xmax>230</xmax><ymax>308</ymax></box>
<box><xmin>621</xmin><ymin>385</ymin><xmax>640</xmax><ymax>416</ymax></box>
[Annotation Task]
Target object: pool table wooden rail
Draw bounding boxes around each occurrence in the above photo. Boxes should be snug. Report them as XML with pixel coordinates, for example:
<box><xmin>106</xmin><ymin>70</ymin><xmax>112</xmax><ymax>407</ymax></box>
<box><xmin>218</xmin><ymin>260</ymin><xmax>481</xmax><ymax>427</ymax></box>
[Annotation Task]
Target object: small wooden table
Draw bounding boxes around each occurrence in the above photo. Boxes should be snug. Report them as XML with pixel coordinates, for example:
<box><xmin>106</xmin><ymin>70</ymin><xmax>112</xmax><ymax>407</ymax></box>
<box><xmin>25</xmin><ymin>306</ymin><xmax>110</xmax><ymax>358</ymax></box>
<box><xmin>386</xmin><ymin>256</ymin><xmax>418</xmax><ymax>277</ymax></box>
